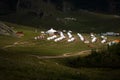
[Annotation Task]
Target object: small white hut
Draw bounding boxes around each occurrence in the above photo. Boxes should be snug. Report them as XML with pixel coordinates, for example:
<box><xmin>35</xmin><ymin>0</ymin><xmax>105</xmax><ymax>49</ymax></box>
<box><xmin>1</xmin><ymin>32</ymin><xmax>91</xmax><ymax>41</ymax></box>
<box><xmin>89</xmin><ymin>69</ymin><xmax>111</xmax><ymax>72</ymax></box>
<box><xmin>46</xmin><ymin>28</ymin><xmax>57</xmax><ymax>36</ymax></box>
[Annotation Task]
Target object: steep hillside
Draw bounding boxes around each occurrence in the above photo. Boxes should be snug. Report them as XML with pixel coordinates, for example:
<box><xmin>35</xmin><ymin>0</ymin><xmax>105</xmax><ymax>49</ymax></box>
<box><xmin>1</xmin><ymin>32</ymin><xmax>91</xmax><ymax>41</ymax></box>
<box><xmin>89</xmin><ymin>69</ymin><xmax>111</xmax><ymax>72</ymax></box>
<box><xmin>0</xmin><ymin>8</ymin><xmax>120</xmax><ymax>80</ymax></box>
<box><xmin>0</xmin><ymin>22</ymin><xmax>120</xmax><ymax>80</ymax></box>
<box><xmin>0</xmin><ymin>22</ymin><xmax>16</xmax><ymax>36</ymax></box>
<box><xmin>0</xmin><ymin>10</ymin><xmax>120</xmax><ymax>33</ymax></box>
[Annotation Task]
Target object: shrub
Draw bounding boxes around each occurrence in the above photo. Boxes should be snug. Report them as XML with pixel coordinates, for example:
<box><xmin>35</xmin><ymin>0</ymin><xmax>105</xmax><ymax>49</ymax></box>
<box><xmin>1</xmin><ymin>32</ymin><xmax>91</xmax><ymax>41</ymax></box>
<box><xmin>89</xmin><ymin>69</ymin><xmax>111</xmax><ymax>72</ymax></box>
<box><xmin>62</xmin><ymin>43</ymin><xmax>120</xmax><ymax>68</ymax></box>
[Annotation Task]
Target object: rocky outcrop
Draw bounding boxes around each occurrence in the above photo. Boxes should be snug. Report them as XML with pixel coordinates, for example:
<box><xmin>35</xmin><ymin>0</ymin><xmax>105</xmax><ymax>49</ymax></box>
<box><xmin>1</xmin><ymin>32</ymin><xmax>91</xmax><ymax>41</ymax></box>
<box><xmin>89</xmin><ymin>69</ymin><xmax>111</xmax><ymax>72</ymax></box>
<box><xmin>0</xmin><ymin>22</ymin><xmax>16</xmax><ymax>36</ymax></box>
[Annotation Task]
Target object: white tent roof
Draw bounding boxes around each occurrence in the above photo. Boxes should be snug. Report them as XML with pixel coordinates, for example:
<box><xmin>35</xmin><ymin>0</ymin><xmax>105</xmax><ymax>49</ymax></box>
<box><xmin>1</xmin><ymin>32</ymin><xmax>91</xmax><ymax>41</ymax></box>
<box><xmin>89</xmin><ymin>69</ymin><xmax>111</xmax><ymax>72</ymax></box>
<box><xmin>46</xmin><ymin>28</ymin><xmax>57</xmax><ymax>34</ymax></box>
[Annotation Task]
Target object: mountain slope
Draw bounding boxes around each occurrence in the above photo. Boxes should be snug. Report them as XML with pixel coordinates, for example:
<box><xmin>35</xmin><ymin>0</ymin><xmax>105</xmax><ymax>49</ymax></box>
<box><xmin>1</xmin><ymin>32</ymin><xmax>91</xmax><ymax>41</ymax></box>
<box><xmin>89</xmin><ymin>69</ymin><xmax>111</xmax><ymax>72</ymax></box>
<box><xmin>0</xmin><ymin>22</ymin><xmax>16</xmax><ymax>36</ymax></box>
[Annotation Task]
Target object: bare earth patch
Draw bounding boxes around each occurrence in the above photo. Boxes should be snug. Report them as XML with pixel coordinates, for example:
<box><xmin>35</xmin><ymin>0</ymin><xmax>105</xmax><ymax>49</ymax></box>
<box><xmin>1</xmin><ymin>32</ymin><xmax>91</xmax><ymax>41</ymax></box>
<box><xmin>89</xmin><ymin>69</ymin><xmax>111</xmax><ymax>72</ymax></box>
<box><xmin>30</xmin><ymin>50</ymin><xmax>91</xmax><ymax>59</ymax></box>
<box><xmin>2</xmin><ymin>41</ymin><xmax>35</xmax><ymax>49</ymax></box>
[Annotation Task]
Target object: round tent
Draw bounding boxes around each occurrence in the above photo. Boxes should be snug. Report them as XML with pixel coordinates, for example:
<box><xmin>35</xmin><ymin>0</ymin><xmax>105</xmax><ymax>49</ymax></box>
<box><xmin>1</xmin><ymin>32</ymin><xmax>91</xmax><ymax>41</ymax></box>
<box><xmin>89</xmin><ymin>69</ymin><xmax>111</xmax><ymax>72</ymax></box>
<box><xmin>46</xmin><ymin>28</ymin><xmax>57</xmax><ymax>35</ymax></box>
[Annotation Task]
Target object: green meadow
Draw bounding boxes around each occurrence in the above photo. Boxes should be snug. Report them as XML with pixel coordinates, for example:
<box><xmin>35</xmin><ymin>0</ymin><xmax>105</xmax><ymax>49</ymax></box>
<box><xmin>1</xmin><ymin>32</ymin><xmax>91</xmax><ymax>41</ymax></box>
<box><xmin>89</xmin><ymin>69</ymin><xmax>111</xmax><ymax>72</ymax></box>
<box><xmin>0</xmin><ymin>11</ymin><xmax>120</xmax><ymax>80</ymax></box>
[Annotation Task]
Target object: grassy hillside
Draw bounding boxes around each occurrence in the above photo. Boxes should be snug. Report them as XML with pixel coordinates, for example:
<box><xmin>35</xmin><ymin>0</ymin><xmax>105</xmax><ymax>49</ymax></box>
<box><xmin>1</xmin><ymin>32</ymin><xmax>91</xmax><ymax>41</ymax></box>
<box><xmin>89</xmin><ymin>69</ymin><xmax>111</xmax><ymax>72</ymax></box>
<box><xmin>1</xmin><ymin>49</ymin><xmax>120</xmax><ymax>80</ymax></box>
<box><xmin>0</xmin><ymin>11</ymin><xmax>120</xmax><ymax>80</ymax></box>
<box><xmin>0</xmin><ymin>22</ymin><xmax>91</xmax><ymax>56</ymax></box>
<box><xmin>0</xmin><ymin>10</ymin><xmax>120</xmax><ymax>32</ymax></box>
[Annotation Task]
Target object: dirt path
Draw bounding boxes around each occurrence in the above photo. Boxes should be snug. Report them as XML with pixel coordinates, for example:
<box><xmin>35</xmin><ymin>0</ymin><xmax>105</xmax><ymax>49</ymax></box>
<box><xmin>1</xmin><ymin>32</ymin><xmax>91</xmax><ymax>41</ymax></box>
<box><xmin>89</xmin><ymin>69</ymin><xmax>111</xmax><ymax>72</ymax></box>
<box><xmin>2</xmin><ymin>41</ymin><xmax>31</xmax><ymax>49</ymax></box>
<box><xmin>2</xmin><ymin>45</ymin><xmax>15</xmax><ymax>49</ymax></box>
<box><xmin>30</xmin><ymin>50</ymin><xmax>91</xmax><ymax>59</ymax></box>
<box><xmin>2</xmin><ymin>41</ymin><xmax>91</xmax><ymax>59</ymax></box>
<box><xmin>2</xmin><ymin>41</ymin><xmax>20</xmax><ymax>49</ymax></box>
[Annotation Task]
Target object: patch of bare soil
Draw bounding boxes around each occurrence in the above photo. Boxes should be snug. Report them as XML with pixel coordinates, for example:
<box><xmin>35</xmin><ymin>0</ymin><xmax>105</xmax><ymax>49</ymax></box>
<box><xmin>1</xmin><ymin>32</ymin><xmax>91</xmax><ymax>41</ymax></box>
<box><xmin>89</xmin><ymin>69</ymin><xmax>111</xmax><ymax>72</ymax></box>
<box><xmin>30</xmin><ymin>50</ymin><xmax>91</xmax><ymax>59</ymax></box>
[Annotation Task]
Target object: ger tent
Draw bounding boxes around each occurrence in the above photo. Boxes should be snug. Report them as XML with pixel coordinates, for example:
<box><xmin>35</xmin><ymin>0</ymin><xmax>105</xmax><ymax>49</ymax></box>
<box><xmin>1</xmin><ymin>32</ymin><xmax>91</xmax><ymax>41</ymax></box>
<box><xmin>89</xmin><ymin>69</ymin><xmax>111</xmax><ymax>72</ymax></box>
<box><xmin>46</xmin><ymin>28</ymin><xmax>57</xmax><ymax>36</ymax></box>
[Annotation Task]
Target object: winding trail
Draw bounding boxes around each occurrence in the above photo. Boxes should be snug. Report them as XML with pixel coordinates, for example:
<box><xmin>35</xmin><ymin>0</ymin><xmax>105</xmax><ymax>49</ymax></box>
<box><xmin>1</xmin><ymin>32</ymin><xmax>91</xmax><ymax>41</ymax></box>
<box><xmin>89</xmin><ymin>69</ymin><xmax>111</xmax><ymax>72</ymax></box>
<box><xmin>30</xmin><ymin>50</ymin><xmax>91</xmax><ymax>59</ymax></box>
<box><xmin>2</xmin><ymin>41</ymin><xmax>91</xmax><ymax>59</ymax></box>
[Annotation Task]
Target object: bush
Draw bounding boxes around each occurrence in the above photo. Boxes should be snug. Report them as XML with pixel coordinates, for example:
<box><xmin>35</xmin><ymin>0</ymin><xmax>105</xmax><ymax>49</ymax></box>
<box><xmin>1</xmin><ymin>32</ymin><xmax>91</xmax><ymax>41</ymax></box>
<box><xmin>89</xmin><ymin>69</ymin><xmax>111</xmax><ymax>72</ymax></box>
<box><xmin>108</xmin><ymin>43</ymin><xmax>120</xmax><ymax>56</ymax></box>
<box><xmin>62</xmin><ymin>43</ymin><xmax>120</xmax><ymax>68</ymax></box>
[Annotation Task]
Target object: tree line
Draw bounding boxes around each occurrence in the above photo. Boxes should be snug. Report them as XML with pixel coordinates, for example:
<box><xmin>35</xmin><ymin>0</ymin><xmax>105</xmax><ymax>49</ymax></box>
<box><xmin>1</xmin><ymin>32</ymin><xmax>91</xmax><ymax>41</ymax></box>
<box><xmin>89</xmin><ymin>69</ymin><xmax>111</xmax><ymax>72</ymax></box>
<box><xmin>0</xmin><ymin>0</ymin><xmax>120</xmax><ymax>14</ymax></box>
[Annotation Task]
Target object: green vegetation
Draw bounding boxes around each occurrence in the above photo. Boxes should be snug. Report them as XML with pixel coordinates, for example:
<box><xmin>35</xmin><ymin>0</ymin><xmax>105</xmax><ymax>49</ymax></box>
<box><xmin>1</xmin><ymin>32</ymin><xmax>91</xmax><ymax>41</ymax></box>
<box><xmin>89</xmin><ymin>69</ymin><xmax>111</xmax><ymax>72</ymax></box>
<box><xmin>0</xmin><ymin>11</ymin><xmax>120</xmax><ymax>80</ymax></box>
<box><xmin>1</xmin><ymin>11</ymin><xmax>120</xmax><ymax>32</ymax></box>
<box><xmin>0</xmin><ymin>49</ymin><xmax>88</xmax><ymax>80</ymax></box>
<box><xmin>55</xmin><ymin>43</ymin><xmax>120</xmax><ymax>68</ymax></box>
<box><xmin>0</xmin><ymin>22</ymin><xmax>92</xmax><ymax>56</ymax></box>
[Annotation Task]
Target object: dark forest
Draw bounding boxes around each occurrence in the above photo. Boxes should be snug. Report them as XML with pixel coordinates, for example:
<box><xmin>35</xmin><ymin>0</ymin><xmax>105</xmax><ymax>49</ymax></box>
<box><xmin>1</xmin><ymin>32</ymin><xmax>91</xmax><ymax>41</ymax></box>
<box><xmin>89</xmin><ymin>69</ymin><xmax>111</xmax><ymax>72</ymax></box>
<box><xmin>0</xmin><ymin>0</ymin><xmax>120</xmax><ymax>14</ymax></box>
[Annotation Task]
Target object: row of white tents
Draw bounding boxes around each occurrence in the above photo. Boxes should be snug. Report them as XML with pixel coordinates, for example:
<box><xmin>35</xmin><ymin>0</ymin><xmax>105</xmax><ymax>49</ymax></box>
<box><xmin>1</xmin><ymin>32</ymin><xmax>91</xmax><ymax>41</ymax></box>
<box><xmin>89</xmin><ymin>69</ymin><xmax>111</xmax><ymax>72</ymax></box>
<box><xmin>34</xmin><ymin>28</ymin><xmax>107</xmax><ymax>43</ymax></box>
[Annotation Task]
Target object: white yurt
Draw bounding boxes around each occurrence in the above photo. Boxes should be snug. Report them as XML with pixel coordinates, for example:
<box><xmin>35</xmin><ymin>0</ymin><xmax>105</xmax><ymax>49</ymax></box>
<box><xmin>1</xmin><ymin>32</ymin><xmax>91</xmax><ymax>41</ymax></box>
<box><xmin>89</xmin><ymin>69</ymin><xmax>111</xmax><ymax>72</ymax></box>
<box><xmin>46</xmin><ymin>28</ymin><xmax>57</xmax><ymax>36</ymax></box>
